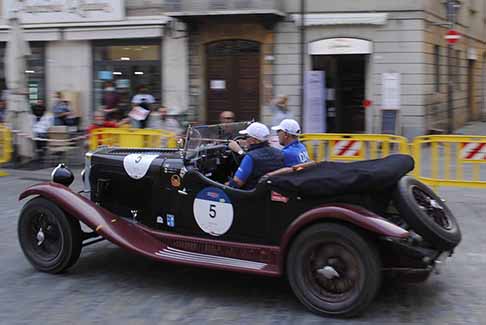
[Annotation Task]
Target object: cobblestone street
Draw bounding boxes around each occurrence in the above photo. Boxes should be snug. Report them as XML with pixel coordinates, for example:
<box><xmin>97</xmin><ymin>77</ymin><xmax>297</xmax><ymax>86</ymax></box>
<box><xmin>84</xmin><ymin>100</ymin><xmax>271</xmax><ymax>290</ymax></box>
<box><xmin>0</xmin><ymin>168</ymin><xmax>485</xmax><ymax>324</ymax></box>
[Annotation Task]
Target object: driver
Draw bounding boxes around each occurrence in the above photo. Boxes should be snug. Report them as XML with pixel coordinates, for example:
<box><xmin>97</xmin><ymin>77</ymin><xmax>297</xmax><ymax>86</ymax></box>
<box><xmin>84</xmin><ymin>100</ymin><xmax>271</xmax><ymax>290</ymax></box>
<box><xmin>227</xmin><ymin>122</ymin><xmax>285</xmax><ymax>189</ymax></box>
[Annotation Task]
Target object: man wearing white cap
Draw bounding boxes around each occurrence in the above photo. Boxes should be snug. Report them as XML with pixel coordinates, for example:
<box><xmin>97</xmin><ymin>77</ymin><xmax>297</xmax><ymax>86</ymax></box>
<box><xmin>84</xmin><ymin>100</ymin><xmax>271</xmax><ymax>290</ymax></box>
<box><xmin>271</xmin><ymin>119</ymin><xmax>310</xmax><ymax>167</ymax></box>
<box><xmin>227</xmin><ymin>122</ymin><xmax>285</xmax><ymax>189</ymax></box>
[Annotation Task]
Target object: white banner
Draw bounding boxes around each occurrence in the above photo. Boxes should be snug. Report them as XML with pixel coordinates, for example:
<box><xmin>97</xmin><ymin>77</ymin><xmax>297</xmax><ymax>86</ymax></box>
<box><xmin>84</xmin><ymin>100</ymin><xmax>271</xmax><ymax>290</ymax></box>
<box><xmin>304</xmin><ymin>71</ymin><xmax>326</xmax><ymax>133</ymax></box>
<box><xmin>382</xmin><ymin>72</ymin><xmax>401</xmax><ymax>110</ymax></box>
<box><xmin>4</xmin><ymin>0</ymin><xmax>124</xmax><ymax>24</ymax></box>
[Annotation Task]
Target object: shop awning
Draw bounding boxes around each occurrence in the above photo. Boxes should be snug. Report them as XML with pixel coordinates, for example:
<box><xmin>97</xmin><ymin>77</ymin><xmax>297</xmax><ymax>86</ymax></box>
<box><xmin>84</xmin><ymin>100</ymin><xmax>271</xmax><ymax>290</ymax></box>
<box><xmin>291</xmin><ymin>13</ymin><xmax>388</xmax><ymax>26</ymax></box>
<box><xmin>0</xmin><ymin>16</ymin><xmax>170</xmax><ymax>42</ymax></box>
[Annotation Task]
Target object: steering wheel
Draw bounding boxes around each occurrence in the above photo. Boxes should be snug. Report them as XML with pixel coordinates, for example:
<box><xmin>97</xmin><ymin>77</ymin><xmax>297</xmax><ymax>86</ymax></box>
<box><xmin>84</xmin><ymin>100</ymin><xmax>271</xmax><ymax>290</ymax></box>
<box><xmin>226</xmin><ymin>135</ymin><xmax>247</xmax><ymax>166</ymax></box>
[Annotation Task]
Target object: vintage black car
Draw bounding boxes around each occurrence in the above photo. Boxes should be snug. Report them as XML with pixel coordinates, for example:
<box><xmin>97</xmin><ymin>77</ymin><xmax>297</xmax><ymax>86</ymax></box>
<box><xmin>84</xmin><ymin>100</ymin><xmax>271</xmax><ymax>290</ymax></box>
<box><xmin>18</xmin><ymin>122</ymin><xmax>461</xmax><ymax>317</ymax></box>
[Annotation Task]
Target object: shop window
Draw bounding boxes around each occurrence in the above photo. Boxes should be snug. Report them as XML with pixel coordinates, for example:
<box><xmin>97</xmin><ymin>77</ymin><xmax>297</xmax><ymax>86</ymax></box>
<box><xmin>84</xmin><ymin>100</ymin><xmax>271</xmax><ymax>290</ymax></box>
<box><xmin>0</xmin><ymin>43</ymin><xmax>46</xmax><ymax>104</ymax></box>
<box><xmin>210</xmin><ymin>0</ymin><xmax>227</xmax><ymax>10</ymax></box>
<box><xmin>164</xmin><ymin>0</ymin><xmax>181</xmax><ymax>11</ymax></box>
<box><xmin>93</xmin><ymin>41</ymin><xmax>161</xmax><ymax>120</ymax></box>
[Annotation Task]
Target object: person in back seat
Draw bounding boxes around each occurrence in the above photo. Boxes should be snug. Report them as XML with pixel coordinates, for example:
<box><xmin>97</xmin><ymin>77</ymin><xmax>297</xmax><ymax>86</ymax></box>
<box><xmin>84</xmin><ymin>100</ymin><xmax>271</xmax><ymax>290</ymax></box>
<box><xmin>271</xmin><ymin>119</ymin><xmax>310</xmax><ymax>167</ymax></box>
<box><xmin>227</xmin><ymin>122</ymin><xmax>285</xmax><ymax>189</ymax></box>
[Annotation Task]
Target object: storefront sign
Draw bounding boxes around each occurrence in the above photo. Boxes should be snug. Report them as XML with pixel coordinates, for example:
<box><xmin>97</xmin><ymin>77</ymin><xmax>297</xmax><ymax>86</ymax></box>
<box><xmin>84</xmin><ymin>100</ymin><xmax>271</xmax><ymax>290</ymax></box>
<box><xmin>4</xmin><ymin>0</ymin><xmax>124</xmax><ymax>24</ymax></box>
<box><xmin>382</xmin><ymin>72</ymin><xmax>400</xmax><ymax>110</ymax></box>
<box><xmin>309</xmin><ymin>38</ymin><xmax>372</xmax><ymax>55</ymax></box>
<box><xmin>304</xmin><ymin>71</ymin><xmax>326</xmax><ymax>133</ymax></box>
<box><xmin>210</xmin><ymin>80</ymin><xmax>226</xmax><ymax>90</ymax></box>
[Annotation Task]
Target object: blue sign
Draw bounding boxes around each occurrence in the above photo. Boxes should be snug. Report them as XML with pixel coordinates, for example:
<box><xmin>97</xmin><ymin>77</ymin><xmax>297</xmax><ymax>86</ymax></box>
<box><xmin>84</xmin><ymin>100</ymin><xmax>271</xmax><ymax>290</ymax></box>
<box><xmin>98</xmin><ymin>70</ymin><xmax>113</xmax><ymax>80</ymax></box>
<box><xmin>166</xmin><ymin>214</ymin><xmax>175</xmax><ymax>227</ymax></box>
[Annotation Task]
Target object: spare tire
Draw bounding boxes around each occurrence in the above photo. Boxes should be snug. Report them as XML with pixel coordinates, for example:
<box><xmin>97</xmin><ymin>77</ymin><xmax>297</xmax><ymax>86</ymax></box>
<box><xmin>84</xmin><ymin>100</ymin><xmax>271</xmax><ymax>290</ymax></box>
<box><xmin>393</xmin><ymin>176</ymin><xmax>461</xmax><ymax>250</ymax></box>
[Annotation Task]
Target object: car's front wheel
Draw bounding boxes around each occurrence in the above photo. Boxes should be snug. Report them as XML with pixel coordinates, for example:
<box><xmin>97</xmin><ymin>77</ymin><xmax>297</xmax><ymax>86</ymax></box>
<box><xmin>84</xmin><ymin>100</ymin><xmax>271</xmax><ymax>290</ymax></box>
<box><xmin>18</xmin><ymin>197</ymin><xmax>82</xmax><ymax>274</ymax></box>
<box><xmin>287</xmin><ymin>223</ymin><xmax>381</xmax><ymax>318</ymax></box>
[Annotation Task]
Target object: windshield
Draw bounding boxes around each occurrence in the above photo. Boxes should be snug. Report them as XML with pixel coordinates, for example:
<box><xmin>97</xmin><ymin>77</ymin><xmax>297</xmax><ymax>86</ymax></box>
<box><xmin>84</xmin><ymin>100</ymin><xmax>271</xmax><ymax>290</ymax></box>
<box><xmin>184</xmin><ymin>121</ymin><xmax>251</xmax><ymax>152</ymax></box>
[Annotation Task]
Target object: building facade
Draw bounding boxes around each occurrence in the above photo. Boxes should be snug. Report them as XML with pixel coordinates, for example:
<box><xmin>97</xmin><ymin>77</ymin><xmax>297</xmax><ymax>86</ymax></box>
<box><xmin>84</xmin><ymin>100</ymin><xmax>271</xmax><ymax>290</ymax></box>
<box><xmin>1</xmin><ymin>0</ymin><xmax>485</xmax><ymax>136</ymax></box>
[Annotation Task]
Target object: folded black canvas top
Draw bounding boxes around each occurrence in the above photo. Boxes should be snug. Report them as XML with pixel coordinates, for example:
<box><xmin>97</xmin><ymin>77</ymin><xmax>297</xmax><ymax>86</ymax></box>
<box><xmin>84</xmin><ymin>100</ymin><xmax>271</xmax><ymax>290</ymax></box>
<box><xmin>267</xmin><ymin>154</ymin><xmax>414</xmax><ymax>197</ymax></box>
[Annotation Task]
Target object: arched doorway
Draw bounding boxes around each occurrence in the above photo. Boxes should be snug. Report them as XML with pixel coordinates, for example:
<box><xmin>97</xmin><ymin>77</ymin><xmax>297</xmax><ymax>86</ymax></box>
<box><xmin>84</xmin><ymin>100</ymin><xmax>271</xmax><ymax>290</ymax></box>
<box><xmin>206</xmin><ymin>40</ymin><xmax>260</xmax><ymax>123</ymax></box>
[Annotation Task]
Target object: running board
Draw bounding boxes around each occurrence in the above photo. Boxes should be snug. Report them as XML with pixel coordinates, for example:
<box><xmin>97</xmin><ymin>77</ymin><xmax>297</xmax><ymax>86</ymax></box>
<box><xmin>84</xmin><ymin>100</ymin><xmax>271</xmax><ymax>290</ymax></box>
<box><xmin>155</xmin><ymin>246</ymin><xmax>276</xmax><ymax>273</ymax></box>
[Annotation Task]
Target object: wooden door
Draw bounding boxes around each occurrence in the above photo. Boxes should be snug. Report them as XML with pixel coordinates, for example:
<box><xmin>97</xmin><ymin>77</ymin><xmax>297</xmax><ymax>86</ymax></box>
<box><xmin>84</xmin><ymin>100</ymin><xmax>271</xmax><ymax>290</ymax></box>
<box><xmin>206</xmin><ymin>40</ymin><xmax>260</xmax><ymax>123</ymax></box>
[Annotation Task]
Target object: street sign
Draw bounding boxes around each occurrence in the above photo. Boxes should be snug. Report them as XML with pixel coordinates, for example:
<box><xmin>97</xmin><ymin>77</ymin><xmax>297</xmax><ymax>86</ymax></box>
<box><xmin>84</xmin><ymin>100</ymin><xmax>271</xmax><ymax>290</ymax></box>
<box><xmin>445</xmin><ymin>29</ymin><xmax>460</xmax><ymax>44</ymax></box>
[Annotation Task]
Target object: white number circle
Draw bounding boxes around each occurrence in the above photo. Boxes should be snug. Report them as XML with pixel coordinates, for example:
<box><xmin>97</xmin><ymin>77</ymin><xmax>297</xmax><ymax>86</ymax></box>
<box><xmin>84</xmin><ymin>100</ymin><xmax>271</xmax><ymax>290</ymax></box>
<box><xmin>193</xmin><ymin>187</ymin><xmax>234</xmax><ymax>236</ymax></box>
<box><xmin>123</xmin><ymin>154</ymin><xmax>158</xmax><ymax>180</ymax></box>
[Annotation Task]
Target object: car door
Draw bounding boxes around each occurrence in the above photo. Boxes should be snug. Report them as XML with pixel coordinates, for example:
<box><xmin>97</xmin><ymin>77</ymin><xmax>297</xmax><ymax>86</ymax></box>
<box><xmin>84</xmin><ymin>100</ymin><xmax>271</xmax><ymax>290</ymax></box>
<box><xmin>175</xmin><ymin>173</ymin><xmax>271</xmax><ymax>244</ymax></box>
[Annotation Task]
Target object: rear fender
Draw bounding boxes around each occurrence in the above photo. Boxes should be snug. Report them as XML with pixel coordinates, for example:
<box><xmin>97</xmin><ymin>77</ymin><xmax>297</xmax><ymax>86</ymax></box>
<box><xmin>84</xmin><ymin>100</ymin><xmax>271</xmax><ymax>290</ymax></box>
<box><xmin>19</xmin><ymin>182</ymin><xmax>165</xmax><ymax>258</ymax></box>
<box><xmin>280</xmin><ymin>205</ymin><xmax>409</xmax><ymax>269</ymax></box>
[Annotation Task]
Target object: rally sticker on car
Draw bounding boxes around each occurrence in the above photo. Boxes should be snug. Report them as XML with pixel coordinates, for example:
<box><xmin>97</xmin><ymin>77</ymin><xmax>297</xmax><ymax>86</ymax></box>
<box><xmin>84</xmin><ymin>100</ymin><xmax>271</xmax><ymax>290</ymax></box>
<box><xmin>193</xmin><ymin>187</ymin><xmax>234</xmax><ymax>236</ymax></box>
<box><xmin>123</xmin><ymin>154</ymin><xmax>158</xmax><ymax>180</ymax></box>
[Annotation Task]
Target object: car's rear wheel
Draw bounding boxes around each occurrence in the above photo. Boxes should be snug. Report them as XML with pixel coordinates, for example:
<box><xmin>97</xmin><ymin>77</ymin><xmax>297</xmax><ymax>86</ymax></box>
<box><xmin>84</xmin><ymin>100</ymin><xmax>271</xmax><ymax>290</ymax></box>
<box><xmin>393</xmin><ymin>176</ymin><xmax>461</xmax><ymax>250</ymax></box>
<box><xmin>18</xmin><ymin>197</ymin><xmax>82</xmax><ymax>274</ymax></box>
<box><xmin>287</xmin><ymin>223</ymin><xmax>381</xmax><ymax>318</ymax></box>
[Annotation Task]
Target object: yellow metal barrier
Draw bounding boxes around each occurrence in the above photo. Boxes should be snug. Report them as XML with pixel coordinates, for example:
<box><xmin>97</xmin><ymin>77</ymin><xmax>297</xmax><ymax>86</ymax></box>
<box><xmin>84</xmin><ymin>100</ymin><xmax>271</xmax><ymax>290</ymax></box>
<box><xmin>89</xmin><ymin>128</ymin><xmax>177</xmax><ymax>151</ymax></box>
<box><xmin>300</xmin><ymin>133</ymin><xmax>410</xmax><ymax>162</ymax></box>
<box><xmin>0</xmin><ymin>124</ymin><xmax>12</xmax><ymax>176</ymax></box>
<box><xmin>412</xmin><ymin>135</ymin><xmax>486</xmax><ymax>189</ymax></box>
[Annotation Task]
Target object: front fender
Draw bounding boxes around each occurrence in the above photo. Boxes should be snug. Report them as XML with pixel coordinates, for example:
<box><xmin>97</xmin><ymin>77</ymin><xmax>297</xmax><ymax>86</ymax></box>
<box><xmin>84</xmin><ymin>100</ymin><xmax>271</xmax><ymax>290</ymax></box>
<box><xmin>280</xmin><ymin>204</ymin><xmax>409</xmax><ymax>268</ymax></box>
<box><xmin>19</xmin><ymin>182</ymin><xmax>165</xmax><ymax>259</ymax></box>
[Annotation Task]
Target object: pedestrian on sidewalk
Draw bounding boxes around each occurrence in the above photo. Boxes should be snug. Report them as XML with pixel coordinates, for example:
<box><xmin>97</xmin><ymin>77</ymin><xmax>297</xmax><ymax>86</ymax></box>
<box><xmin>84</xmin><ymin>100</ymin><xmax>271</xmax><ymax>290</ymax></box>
<box><xmin>102</xmin><ymin>81</ymin><xmax>121</xmax><ymax>121</ymax></box>
<box><xmin>148</xmin><ymin>105</ymin><xmax>184</xmax><ymax>135</ymax></box>
<box><xmin>269</xmin><ymin>95</ymin><xmax>293</xmax><ymax>127</ymax></box>
<box><xmin>219</xmin><ymin>111</ymin><xmax>235</xmax><ymax>124</ymax></box>
<box><xmin>0</xmin><ymin>99</ymin><xmax>6</xmax><ymax>123</ymax></box>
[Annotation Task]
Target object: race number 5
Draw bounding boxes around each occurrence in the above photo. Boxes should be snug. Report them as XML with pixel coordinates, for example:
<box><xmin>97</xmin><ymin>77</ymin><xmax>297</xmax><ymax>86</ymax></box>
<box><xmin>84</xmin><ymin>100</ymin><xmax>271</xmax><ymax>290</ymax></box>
<box><xmin>209</xmin><ymin>204</ymin><xmax>217</xmax><ymax>218</ymax></box>
<box><xmin>193</xmin><ymin>187</ymin><xmax>234</xmax><ymax>236</ymax></box>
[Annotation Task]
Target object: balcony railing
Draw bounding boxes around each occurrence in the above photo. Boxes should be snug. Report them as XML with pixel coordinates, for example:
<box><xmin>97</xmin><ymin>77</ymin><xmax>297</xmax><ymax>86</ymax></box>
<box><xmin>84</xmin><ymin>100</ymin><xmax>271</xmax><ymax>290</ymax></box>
<box><xmin>127</xmin><ymin>0</ymin><xmax>284</xmax><ymax>14</ymax></box>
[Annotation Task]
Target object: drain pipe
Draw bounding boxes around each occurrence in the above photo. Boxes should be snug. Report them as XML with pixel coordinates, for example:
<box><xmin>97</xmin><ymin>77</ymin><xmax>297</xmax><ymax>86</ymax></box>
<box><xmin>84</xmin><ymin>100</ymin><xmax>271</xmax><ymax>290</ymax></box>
<box><xmin>299</xmin><ymin>0</ymin><xmax>306</xmax><ymax>129</ymax></box>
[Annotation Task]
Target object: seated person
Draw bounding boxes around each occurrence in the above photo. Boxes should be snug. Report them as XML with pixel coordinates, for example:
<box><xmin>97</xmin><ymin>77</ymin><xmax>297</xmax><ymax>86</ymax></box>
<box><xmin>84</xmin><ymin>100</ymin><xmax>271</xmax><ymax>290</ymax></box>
<box><xmin>31</xmin><ymin>101</ymin><xmax>54</xmax><ymax>159</ymax></box>
<box><xmin>52</xmin><ymin>93</ymin><xmax>77</xmax><ymax>126</ymax></box>
<box><xmin>227</xmin><ymin>122</ymin><xmax>285</xmax><ymax>189</ymax></box>
<box><xmin>271</xmin><ymin>119</ymin><xmax>310</xmax><ymax>167</ymax></box>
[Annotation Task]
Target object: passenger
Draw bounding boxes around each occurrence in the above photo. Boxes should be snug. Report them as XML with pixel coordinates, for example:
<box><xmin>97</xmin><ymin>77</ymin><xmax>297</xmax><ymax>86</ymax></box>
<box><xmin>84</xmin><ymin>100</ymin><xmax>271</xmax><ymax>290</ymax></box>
<box><xmin>271</xmin><ymin>119</ymin><xmax>310</xmax><ymax>167</ymax></box>
<box><xmin>227</xmin><ymin>122</ymin><xmax>285</xmax><ymax>189</ymax></box>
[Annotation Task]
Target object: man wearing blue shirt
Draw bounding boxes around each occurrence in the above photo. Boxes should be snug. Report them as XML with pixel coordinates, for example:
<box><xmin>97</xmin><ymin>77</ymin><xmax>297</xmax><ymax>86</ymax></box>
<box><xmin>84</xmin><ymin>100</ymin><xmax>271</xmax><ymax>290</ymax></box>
<box><xmin>227</xmin><ymin>122</ymin><xmax>285</xmax><ymax>189</ymax></box>
<box><xmin>271</xmin><ymin>119</ymin><xmax>310</xmax><ymax>167</ymax></box>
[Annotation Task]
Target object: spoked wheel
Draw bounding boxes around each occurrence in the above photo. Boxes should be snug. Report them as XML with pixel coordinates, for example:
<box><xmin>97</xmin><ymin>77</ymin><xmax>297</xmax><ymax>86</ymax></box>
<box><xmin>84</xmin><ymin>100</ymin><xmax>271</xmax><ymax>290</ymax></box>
<box><xmin>287</xmin><ymin>223</ymin><xmax>381</xmax><ymax>318</ymax></box>
<box><xmin>412</xmin><ymin>187</ymin><xmax>452</xmax><ymax>230</ymax></box>
<box><xmin>393</xmin><ymin>176</ymin><xmax>461</xmax><ymax>250</ymax></box>
<box><xmin>18</xmin><ymin>197</ymin><xmax>82</xmax><ymax>273</ymax></box>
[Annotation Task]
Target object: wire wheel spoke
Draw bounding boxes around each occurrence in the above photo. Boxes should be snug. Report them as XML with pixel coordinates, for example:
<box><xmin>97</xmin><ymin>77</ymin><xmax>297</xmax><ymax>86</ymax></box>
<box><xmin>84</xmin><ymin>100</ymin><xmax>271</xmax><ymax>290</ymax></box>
<box><xmin>412</xmin><ymin>187</ymin><xmax>452</xmax><ymax>230</ymax></box>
